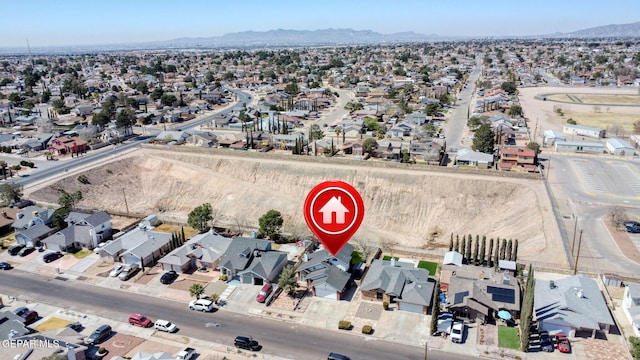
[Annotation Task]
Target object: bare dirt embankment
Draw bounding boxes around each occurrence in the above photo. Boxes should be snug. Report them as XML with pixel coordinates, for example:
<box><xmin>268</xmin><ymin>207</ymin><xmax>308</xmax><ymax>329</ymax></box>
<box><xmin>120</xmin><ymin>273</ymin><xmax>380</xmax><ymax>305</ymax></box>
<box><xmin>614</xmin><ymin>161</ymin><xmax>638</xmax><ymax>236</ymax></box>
<box><xmin>26</xmin><ymin>148</ymin><xmax>566</xmax><ymax>266</ymax></box>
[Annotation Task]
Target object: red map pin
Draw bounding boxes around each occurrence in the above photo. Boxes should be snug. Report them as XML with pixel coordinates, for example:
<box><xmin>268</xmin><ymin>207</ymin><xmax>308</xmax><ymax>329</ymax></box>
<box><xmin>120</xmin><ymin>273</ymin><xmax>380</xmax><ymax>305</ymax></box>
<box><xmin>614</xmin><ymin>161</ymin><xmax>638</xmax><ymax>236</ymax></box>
<box><xmin>304</xmin><ymin>181</ymin><xmax>365</xmax><ymax>256</ymax></box>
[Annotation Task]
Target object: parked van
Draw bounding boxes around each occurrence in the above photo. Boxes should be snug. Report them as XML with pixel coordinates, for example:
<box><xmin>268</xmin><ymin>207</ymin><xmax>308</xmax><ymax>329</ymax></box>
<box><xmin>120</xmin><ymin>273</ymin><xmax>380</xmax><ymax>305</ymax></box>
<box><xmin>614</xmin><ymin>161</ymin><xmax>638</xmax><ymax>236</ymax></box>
<box><xmin>154</xmin><ymin>319</ymin><xmax>178</xmax><ymax>333</ymax></box>
<box><xmin>118</xmin><ymin>263</ymin><xmax>140</xmax><ymax>281</ymax></box>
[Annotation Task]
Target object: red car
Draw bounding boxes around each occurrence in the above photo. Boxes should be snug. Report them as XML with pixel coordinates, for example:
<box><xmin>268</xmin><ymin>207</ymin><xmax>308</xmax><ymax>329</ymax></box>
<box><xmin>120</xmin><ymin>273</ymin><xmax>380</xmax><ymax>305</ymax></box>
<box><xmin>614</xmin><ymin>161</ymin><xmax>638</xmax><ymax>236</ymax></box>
<box><xmin>256</xmin><ymin>284</ymin><xmax>273</xmax><ymax>303</ymax></box>
<box><xmin>128</xmin><ymin>313</ymin><xmax>152</xmax><ymax>327</ymax></box>
<box><xmin>554</xmin><ymin>333</ymin><xmax>571</xmax><ymax>353</ymax></box>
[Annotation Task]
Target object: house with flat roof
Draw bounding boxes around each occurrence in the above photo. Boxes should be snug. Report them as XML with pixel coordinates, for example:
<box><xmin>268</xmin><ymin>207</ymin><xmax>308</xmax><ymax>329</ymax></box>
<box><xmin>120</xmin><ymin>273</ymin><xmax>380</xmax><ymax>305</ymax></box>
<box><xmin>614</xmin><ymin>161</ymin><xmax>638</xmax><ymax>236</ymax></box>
<box><xmin>606</xmin><ymin>138</ymin><xmax>635</xmax><ymax>156</ymax></box>
<box><xmin>535</xmin><ymin>274</ymin><xmax>614</xmax><ymax>338</ymax></box>
<box><xmin>555</xmin><ymin>141</ymin><xmax>604</xmax><ymax>154</ymax></box>
<box><xmin>562</xmin><ymin>124</ymin><xmax>605</xmax><ymax>139</ymax></box>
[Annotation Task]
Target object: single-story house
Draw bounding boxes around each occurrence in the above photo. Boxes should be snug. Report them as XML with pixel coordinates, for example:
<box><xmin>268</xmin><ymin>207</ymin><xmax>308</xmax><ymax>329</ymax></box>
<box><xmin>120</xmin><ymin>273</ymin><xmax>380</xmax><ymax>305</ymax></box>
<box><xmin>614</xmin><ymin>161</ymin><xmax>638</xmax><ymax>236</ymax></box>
<box><xmin>158</xmin><ymin>231</ymin><xmax>233</xmax><ymax>273</ymax></box>
<box><xmin>442</xmin><ymin>264</ymin><xmax>521</xmax><ymax>322</ymax></box>
<box><xmin>98</xmin><ymin>227</ymin><xmax>172</xmax><ymax>267</ymax></box>
<box><xmin>217</xmin><ymin>237</ymin><xmax>288</xmax><ymax>285</ymax></box>
<box><xmin>455</xmin><ymin>148</ymin><xmax>494</xmax><ymax>168</ymax></box>
<box><xmin>554</xmin><ymin>141</ymin><xmax>605</xmax><ymax>154</ymax></box>
<box><xmin>606</xmin><ymin>138</ymin><xmax>635</xmax><ymax>156</ymax></box>
<box><xmin>10</xmin><ymin>328</ymin><xmax>88</xmax><ymax>360</ymax></box>
<box><xmin>16</xmin><ymin>223</ymin><xmax>56</xmax><ymax>248</ymax></box>
<box><xmin>562</xmin><ymin>124</ymin><xmax>605</xmax><ymax>139</ymax></box>
<box><xmin>41</xmin><ymin>211</ymin><xmax>112</xmax><ymax>251</ymax></box>
<box><xmin>0</xmin><ymin>207</ymin><xmax>19</xmax><ymax>235</ymax></box>
<box><xmin>296</xmin><ymin>243</ymin><xmax>353</xmax><ymax>300</ymax></box>
<box><xmin>360</xmin><ymin>258</ymin><xmax>435</xmax><ymax>314</ymax></box>
<box><xmin>535</xmin><ymin>274</ymin><xmax>614</xmax><ymax>338</ymax></box>
<box><xmin>0</xmin><ymin>310</ymin><xmax>33</xmax><ymax>340</ymax></box>
<box><xmin>623</xmin><ymin>283</ymin><xmax>640</xmax><ymax>336</ymax></box>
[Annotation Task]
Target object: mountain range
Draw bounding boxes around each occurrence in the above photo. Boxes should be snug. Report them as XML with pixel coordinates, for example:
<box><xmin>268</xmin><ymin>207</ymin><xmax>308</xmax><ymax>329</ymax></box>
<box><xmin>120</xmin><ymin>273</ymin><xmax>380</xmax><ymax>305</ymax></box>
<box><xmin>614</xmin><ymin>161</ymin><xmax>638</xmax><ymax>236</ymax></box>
<box><xmin>3</xmin><ymin>22</ymin><xmax>640</xmax><ymax>55</ymax></box>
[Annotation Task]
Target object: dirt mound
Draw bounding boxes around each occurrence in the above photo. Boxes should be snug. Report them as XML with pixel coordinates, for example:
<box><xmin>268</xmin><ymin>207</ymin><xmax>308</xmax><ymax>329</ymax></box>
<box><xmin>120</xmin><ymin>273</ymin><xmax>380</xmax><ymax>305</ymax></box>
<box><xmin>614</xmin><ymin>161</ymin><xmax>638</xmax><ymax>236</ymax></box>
<box><xmin>28</xmin><ymin>148</ymin><xmax>564</xmax><ymax>265</ymax></box>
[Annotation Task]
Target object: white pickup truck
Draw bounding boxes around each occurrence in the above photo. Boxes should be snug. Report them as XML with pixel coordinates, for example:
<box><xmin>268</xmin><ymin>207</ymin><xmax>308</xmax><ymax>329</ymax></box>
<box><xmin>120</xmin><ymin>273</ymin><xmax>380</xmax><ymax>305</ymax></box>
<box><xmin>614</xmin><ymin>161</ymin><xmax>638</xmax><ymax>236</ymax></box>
<box><xmin>176</xmin><ymin>347</ymin><xmax>196</xmax><ymax>360</ymax></box>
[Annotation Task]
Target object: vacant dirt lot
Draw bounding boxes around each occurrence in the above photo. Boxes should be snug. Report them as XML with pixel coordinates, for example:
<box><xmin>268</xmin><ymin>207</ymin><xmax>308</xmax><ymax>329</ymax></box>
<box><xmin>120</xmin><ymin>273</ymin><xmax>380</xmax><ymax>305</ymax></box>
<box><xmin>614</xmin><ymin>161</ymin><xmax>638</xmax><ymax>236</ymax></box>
<box><xmin>25</xmin><ymin>147</ymin><xmax>566</xmax><ymax>266</ymax></box>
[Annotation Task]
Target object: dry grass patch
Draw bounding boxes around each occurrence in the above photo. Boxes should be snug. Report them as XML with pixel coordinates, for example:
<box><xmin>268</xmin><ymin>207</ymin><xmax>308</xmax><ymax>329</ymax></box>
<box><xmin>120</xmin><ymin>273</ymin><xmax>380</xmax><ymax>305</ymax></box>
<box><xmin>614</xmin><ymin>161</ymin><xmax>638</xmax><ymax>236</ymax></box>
<box><xmin>154</xmin><ymin>223</ymin><xmax>199</xmax><ymax>238</ymax></box>
<box><xmin>559</xmin><ymin>110</ymin><xmax>640</xmax><ymax>134</ymax></box>
<box><xmin>546</xmin><ymin>93</ymin><xmax>640</xmax><ymax>106</ymax></box>
<box><xmin>33</xmin><ymin>317</ymin><xmax>73</xmax><ymax>332</ymax></box>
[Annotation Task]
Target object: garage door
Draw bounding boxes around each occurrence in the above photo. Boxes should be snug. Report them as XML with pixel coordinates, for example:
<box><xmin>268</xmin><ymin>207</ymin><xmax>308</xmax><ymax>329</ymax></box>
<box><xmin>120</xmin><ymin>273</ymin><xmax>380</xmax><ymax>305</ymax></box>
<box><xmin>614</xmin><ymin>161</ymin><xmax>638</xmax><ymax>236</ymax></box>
<box><xmin>399</xmin><ymin>302</ymin><xmax>424</xmax><ymax>314</ymax></box>
<box><xmin>315</xmin><ymin>286</ymin><xmax>337</xmax><ymax>300</ymax></box>
<box><xmin>540</xmin><ymin>321</ymin><xmax>572</xmax><ymax>336</ymax></box>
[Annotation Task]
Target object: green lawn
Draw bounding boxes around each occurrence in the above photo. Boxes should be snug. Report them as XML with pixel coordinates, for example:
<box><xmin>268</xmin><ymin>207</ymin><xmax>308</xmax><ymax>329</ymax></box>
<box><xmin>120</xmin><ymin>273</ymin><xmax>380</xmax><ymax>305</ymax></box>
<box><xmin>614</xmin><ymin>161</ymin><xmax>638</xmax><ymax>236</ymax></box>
<box><xmin>417</xmin><ymin>260</ymin><xmax>438</xmax><ymax>275</ymax></box>
<box><xmin>351</xmin><ymin>250</ymin><xmax>365</xmax><ymax>264</ymax></box>
<box><xmin>498</xmin><ymin>325</ymin><xmax>520</xmax><ymax>350</ymax></box>
<box><xmin>71</xmin><ymin>249</ymin><xmax>92</xmax><ymax>259</ymax></box>
<box><xmin>382</xmin><ymin>255</ymin><xmax>399</xmax><ymax>261</ymax></box>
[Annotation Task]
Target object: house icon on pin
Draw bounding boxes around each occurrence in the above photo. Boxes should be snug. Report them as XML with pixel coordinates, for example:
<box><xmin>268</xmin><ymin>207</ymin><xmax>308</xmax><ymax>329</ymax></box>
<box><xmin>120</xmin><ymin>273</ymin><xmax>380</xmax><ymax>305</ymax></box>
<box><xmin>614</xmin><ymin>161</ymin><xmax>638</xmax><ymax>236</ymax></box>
<box><xmin>319</xmin><ymin>196</ymin><xmax>350</xmax><ymax>224</ymax></box>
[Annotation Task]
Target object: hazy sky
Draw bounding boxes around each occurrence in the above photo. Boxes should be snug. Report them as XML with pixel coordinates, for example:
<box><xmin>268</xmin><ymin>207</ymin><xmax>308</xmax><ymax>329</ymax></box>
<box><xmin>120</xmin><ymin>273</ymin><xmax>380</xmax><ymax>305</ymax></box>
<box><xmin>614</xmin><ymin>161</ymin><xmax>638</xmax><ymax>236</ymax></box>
<box><xmin>2</xmin><ymin>0</ymin><xmax>639</xmax><ymax>47</ymax></box>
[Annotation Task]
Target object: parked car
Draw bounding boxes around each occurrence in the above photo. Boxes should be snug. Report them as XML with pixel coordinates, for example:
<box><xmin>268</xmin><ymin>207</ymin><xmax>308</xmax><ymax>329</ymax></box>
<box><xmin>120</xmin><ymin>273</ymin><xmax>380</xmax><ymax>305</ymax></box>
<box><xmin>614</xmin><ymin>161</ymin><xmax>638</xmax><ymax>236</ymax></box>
<box><xmin>450</xmin><ymin>321</ymin><xmax>464</xmax><ymax>343</ymax></box>
<box><xmin>624</xmin><ymin>220</ymin><xmax>640</xmax><ymax>229</ymax></box>
<box><xmin>66</xmin><ymin>321</ymin><xmax>83</xmax><ymax>331</ymax></box>
<box><xmin>189</xmin><ymin>299</ymin><xmax>214</xmax><ymax>312</ymax></box>
<box><xmin>176</xmin><ymin>347</ymin><xmax>196</xmax><ymax>360</ymax></box>
<box><xmin>627</xmin><ymin>225</ymin><xmax>640</xmax><ymax>234</ymax></box>
<box><xmin>554</xmin><ymin>333</ymin><xmax>571</xmax><ymax>353</ymax></box>
<box><xmin>85</xmin><ymin>325</ymin><xmax>112</xmax><ymax>345</ymax></box>
<box><xmin>128</xmin><ymin>313</ymin><xmax>152</xmax><ymax>327</ymax></box>
<box><xmin>14</xmin><ymin>307</ymin><xmax>29</xmax><ymax>317</ymax></box>
<box><xmin>160</xmin><ymin>270</ymin><xmax>178</xmax><ymax>284</ymax></box>
<box><xmin>256</xmin><ymin>283</ymin><xmax>273</xmax><ymax>303</ymax></box>
<box><xmin>8</xmin><ymin>244</ymin><xmax>25</xmax><ymax>256</ymax></box>
<box><xmin>0</xmin><ymin>262</ymin><xmax>12</xmax><ymax>270</ymax></box>
<box><xmin>18</xmin><ymin>247</ymin><xmax>36</xmax><ymax>257</ymax></box>
<box><xmin>234</xmin><ymin>336</ymin><xmax>260</xmax><ymax>351</ymax></box>
<box><xmin>540</xmin><ymin>331</ymin><xmax>554</xmax><ymax>352</ymax></box>
<box><xmin>328</xmin><ymin>352</ymin><xmax>351</xmax><ymax>360</ymax></box>
<box><xmin>43</xmin><ymin>251</ymin><xmax>63</xmax><ymax>263</ymax></box>
<box><xmin>118</xmin><ymin>263</ymin><xmax>140</xmax><ymax>281</ymax></box>
<box><xmin>154</xmin><ymin>319</ymin><xmax>178</xmax><ymax>333</ymax></box>
<box><xmin>109</xmin><ymin>264</ymin><xmax>125</xmax><ymax>277</ymax></box>
<box><xmin>21</xmin><ymin>310</ymin><xmax>39</xmax><ymax>324</ymax></box>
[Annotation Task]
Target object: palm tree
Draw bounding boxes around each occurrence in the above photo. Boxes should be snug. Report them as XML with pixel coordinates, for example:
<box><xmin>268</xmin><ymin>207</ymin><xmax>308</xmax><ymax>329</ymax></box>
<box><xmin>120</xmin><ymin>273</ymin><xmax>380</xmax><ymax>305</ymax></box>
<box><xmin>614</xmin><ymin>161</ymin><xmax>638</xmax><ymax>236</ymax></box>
<box><xmin>277</xmin><ymin>265</ymin><xmax>298</xmax><ymax>295</ymax></box>
<box><xmin>189</xmin><ymin>283</ymin><xmax>204</xmax><ymax>299</ymax></box>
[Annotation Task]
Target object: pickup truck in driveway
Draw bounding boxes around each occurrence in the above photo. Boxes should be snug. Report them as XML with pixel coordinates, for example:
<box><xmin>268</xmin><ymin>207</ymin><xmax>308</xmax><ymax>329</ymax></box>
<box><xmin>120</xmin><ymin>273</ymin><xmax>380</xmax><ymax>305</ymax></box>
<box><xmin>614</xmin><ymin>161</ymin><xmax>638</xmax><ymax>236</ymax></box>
<box><xmin>176</xmin><ymin>347</ymin><xmax>196</xmax><ymax>360</ymax></box>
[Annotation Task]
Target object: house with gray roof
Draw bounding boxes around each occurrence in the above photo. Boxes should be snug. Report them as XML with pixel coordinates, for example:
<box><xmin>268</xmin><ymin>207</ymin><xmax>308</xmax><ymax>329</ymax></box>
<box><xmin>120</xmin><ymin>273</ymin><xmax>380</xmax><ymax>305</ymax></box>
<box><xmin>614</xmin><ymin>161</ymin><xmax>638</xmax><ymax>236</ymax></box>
<box><xmin>360</xmin><ymin>258</ymin><xmax>435</xmax><ymax>314</ymax></box>
<box><xmin>0</xmin><ymin>310</ymin><xmax>32</xmax><ymax>340</ymax></box>
<box><xmin>543</xmin><ymin>129</ymin><xmax>566</xmax><ymax>146</ymax></box>
<box><xmin>158</xmin><ymin>231</ymin><xmax>233</xmax><ymax>273</ymax></box>
<box><xmin>12</xmin><ymin>206</ymin><xmax>55</xmax><ymax>231</ymax></box>
<box><xmin>606</xmin><ymin>138</ymin><xmax>635</xmax><ymax>156</ymax></box>
<box><xmin>97</xmin><ymin>227</ymin><xmax>171</xmax><ymax>267</ymax></box>
<box><xmin>454</xmin><ymin>148</ymin><xmax>494</xmax><ymax>168</ymax></box>
<box><xmin>42</xmin><ymin>211</ymin><xmax>112</xmax><ymax>251</ymax></box>
<box><xmin>9</xmin><ymin>328</ymin><xmax>87</xmax><ymax>360</ymax></box>
<box><xmin>441</xmin><ymin>264</ymin><xmax>521</xmax><ymax>322</ymax></box>
<box><xmin>217</xmin><ymin>237</ymin><xmax>288</xmax><ymax>285</ymax></box>
<box><xmin>296</xmin><ymin>243</ymin><xmax>353</xmax><ymax>300</ymax></box>
<box><xmin>554</xmin><ymin>141</ymin><xmax>605</xmax><ymax>154</ymax></box>
<box><xmin>535</xmin><ymin>274</ymin><xmax>614</xmax><ymax>337</ymax></box>
<box><xmin>16</xmin><ymin>223</ymin><xmax>55</xmax><ymax>248</ymax></box>
<box><xmin>623</xmin><ymin>283</ymin><xmax>640</xmax><ymax>336</ymax></box>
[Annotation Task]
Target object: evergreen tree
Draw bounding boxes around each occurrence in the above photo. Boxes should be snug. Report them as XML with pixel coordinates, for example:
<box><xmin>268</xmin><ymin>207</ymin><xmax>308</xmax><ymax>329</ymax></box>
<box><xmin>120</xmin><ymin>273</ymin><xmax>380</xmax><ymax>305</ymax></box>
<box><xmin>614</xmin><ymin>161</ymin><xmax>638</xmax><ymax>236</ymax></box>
<box><xmin>465</xmin><ymin>237</ymin><xmax>472</xmax><ymax>264</ymax></box>
<box><xmin>430</xmin><ymin>280</ymin><xmax>441</xmax><ymax>335</ymax></box>
<box><xmin>461</xmin><ymin>237</ymin><xmax>467</xmax><ymax>263</ymax></box>
<box><xmin>500</xmin><ymin>239</ymin><xmax>507</xmax><ymax>260</ymax></box>
<box><xmin>507</xmin><ymin>239</ymin><xmax>513</xmax><ymax>261</ymax></box>
<box><xmin>520</xmin><ymin>264</ymin><xmax>535</xmax><ymax>352</ymax></box>
<box><xmin>455</xmin><ymin>234</ymin><xmax>460</xmax><ymax>253</ymax></box>
<box><xmin>449</xmin><ymin>234</ymin><xmax>454</xmax><ymax>252</ymax></box>
<box><xmin>473</xmin><ymin>237</ymin><xmax>480</xmax><ymax>265</ymax></box>
<box><xmin>512</xmin><ymin>239</ymin><xmax>519</xmax><ymax>262</ymax></box>
<box><xmin>480</xmin><ymin>236</ymin><xmax>486</xmax><ymax>266</ymax></box>
<box><xmin>494</xmin><ymin>238</ymin><xmax>500</xmax><ymax>270</ymax></box>
<box><xmin>488</xmin><ymin>238</ymin><xmax>494</xmax><ymax>267</ymax></box>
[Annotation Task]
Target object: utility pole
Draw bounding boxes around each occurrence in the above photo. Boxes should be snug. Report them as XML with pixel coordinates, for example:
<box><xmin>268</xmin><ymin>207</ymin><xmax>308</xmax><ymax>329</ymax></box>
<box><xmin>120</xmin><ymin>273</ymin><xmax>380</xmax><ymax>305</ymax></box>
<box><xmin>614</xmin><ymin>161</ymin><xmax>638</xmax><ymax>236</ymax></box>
<box><xmin>573</xmin><ymin>230</ymin><xmax>583</xmax><ymax>275</ymax></box>
<box><xmin>122</xmin><ymin>188</ymin><xmax>130</xmax><ymax>215</ymax></box>
<box><xmin>571</xmin><ymin>216</ymin><xmax>578</xmax><ymax>256</ymax></box>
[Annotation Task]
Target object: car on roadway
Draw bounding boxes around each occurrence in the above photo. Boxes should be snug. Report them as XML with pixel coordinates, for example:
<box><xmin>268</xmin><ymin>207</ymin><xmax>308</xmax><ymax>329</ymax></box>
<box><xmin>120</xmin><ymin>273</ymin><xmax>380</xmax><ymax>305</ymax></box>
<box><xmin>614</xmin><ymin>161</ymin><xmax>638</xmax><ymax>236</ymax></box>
<box><xmin>160</xmin><ymin>270</ymin><xmax>178</xmax><ymax>284</ymax></box>
<box><xmin>540</xmin><ymin>331</ymin><xmax>554</xmax><ymax>352</ymax></box>
<box><xmin>128</xmin><ymin>313</ymin><xmax>152</xmax><ymax>327</ymax></box>
<box><xmin>43</xmin><ymin>251</ymin><xmax>63</xmax><ymax>263</ymax></box>
<box><xmin>328</xmin><ymin>352</ymin><xmax>351</xmax><ymax>360</ymax></box>
<box><xmin>154</xmin><ymin>319</ymin><xmax>178</xmax><ymax>333</ymax></box>
<box><xmin>110</xmin><ymin>264</ymin><xmax>125</xmax><ymax>277</ymax></box>
<box><xmin>554</xmin><ymin>333</ymin><xmax>571</xmax><ymax>353</ymax></box>
<box><xmin>256</xmin><ymin>283</ymin><xmax>273</xmax><ymax>303</ymax></box>
<box><xmin>8</xmin><ymin>244</ymin><xmax>25</xmax><ymax>256</ymax></box>
<box><xmin>234</xmin><ymin>336</ymin><xmax>260</xmax><ymax>351</ymax></box>
<box><xmin>450</xmin><ymin>321</ymin><xmax>464</xmax><ymax>343</ymax></box>
<box><xmin>0</xmin><ymin>262</ymin><xmax>12</xmax><ymax>270</ymax></box>
<box><xmin>85</xmin><ymin>324</ymin><xmax>112</xmax><ymax>345</ymax></box>
<box><xmin>18</xmin><ymin>246</ymin><xmax>36</xmax><ymax>257</ymax></box>
<box><xmin>189</xmin><ymin>299</ymin><xmax>214</xmax><ymax>312</ymax></box>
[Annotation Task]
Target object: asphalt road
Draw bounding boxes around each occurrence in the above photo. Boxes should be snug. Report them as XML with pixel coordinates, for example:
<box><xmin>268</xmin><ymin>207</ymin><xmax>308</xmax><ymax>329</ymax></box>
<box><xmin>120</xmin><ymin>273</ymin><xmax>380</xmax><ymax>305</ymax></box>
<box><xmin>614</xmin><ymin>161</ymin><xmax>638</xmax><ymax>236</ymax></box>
<box><xmin>0</xmin><ymin>270</ymin><xmax>471</xmax><ymax>360</ymax></box>
<box><xmin>442</xmin><ymin>54</ymin><xmax>483</xmax><ymax>150</ymax></box>
<box><xmin>545</xmin><ymin>153</ymin><xmax>640</xmax><ymax>275</ymax></box>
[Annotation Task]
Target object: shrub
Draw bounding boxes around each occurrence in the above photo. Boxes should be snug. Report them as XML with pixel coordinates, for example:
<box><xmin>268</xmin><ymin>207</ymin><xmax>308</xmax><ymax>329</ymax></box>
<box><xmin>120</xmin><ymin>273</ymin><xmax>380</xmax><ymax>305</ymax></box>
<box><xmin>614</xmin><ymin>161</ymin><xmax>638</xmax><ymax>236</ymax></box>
<box><xmin>97</xmin><ymin>347</ymin><xmax>108</xmax><ymax>354</ymax></box>
<box><xmin>382</xmin><ymin>301</ymin><xmax>389</xmax><ymax>310</ymax></box>
<box><xmin>19</xmin><ymin>161</ymin><xmax>34</xmax><ymax>168</ymax></box>
<box><xmin>219</xmin><ymin>274</ymin><xmax>228</xmax><ymax>281</ymax></box>
<box><xmin>77</xmin><ymin>174</ymin><xmax>90</xmax><ymax>184</ymax></box>
<box><xmin>362</xmin><ymin>325</ymin><xmax>373</xmax><ymax>334</ymax></box>
<box><xmin>338</xmin><ymin>320</ymin><xmax>351</xmax><ymax>330</ymax></box>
